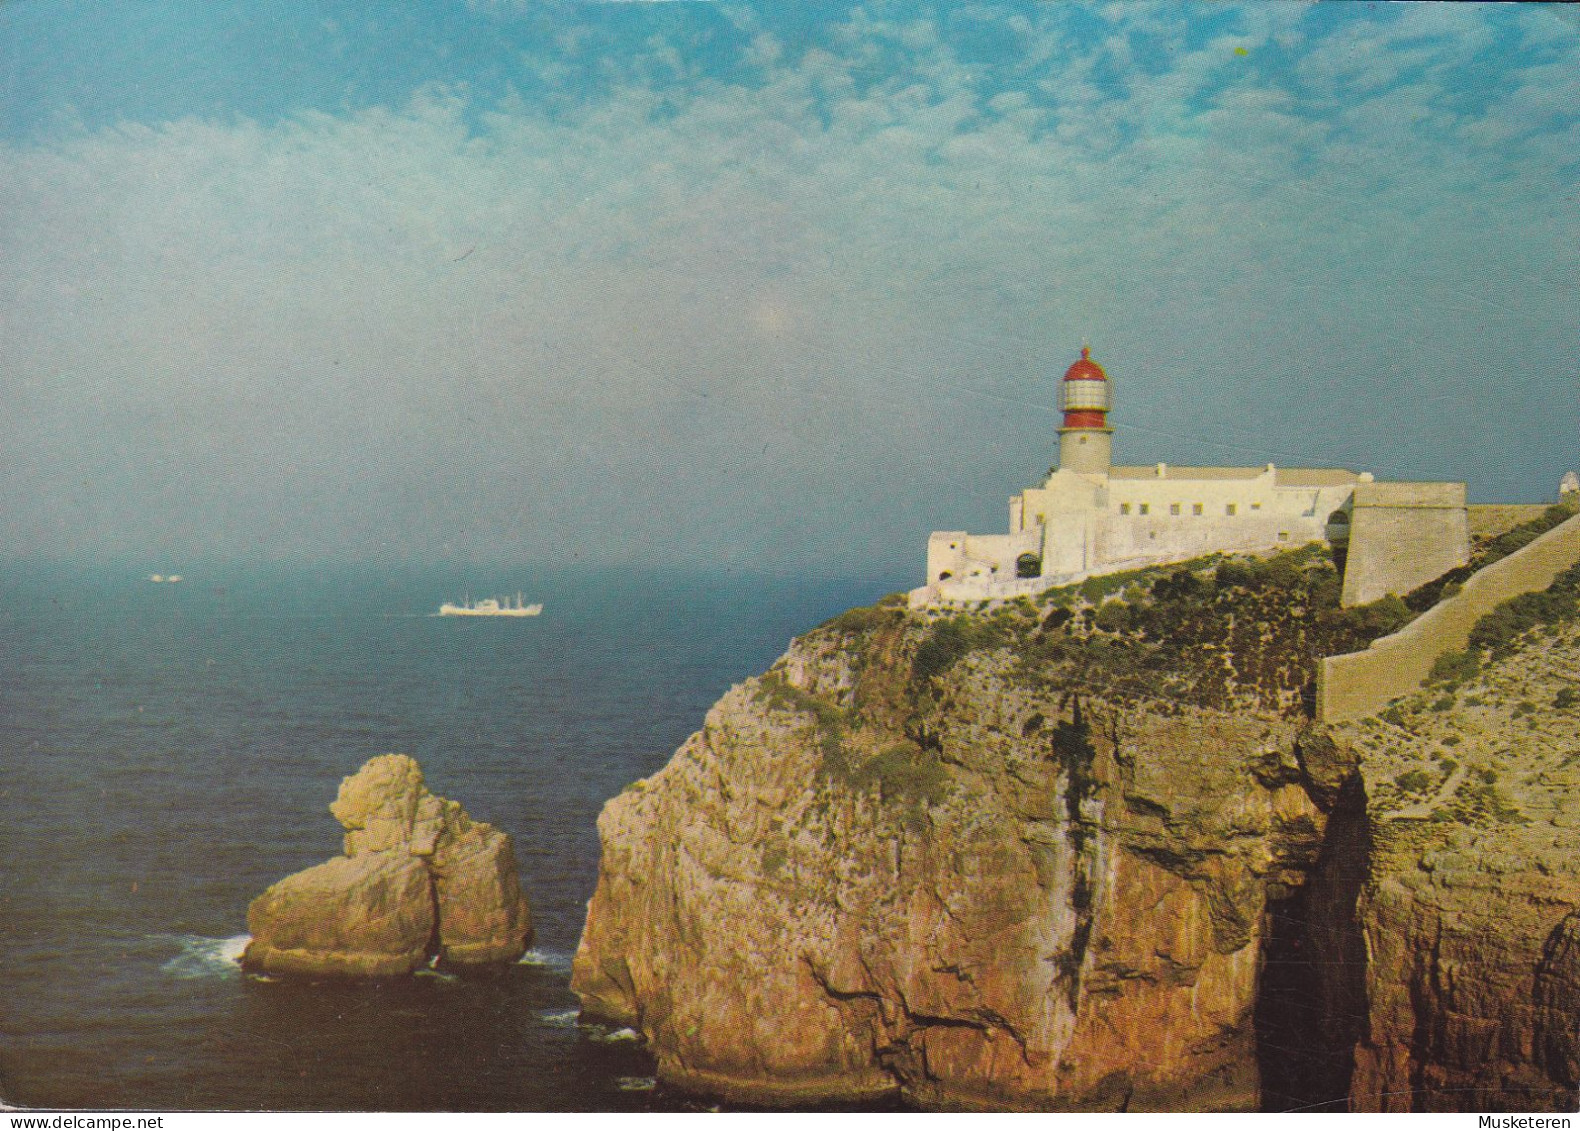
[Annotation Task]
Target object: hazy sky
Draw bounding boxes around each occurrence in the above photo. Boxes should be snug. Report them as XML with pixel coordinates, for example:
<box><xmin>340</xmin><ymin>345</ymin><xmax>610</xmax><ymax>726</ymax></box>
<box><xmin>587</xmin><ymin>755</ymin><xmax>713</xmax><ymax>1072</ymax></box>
<box><xmin>2</xmin><ymin>2</ymin><xmax>1576</xmax><ymax>572</ymax></box>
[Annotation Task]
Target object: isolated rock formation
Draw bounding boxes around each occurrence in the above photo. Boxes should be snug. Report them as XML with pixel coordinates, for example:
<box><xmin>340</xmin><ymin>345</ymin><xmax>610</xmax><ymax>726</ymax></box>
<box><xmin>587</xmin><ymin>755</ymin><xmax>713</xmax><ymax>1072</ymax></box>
<box><xmin>242</xmin><ymin>854</ymin><xmax>435</xmax><ymax>977</ymax></box>
<box><xmin>243</xmin><ymin>754</ymin><xmax>532</xmax><ymax>976</ymax></box>
<box><xmin>572</xmin><ymin>546</ymin><xmax>1580</xmax><ymax>1110</ymax></box>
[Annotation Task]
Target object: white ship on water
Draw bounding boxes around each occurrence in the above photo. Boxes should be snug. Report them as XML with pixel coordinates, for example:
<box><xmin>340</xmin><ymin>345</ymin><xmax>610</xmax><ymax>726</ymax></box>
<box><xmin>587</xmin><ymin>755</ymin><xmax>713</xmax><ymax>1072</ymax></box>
<box><xmin>437</xmin><ymin>593</ymin><xmax>542</xmax><ymax>618</ymax></box>
<box><xmin>148</xmin><ymin>574</ymin><xmax>184</xmax><ymax>583</ymax></box>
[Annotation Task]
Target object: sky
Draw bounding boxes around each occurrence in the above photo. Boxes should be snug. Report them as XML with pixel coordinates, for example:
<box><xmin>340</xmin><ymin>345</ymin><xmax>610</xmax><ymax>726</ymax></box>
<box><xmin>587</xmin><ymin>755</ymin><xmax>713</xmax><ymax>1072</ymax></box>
<box><xmin>1</xmin><ymin>1</ymin><xmax>1577</xmax><ymax>574</ymax></box>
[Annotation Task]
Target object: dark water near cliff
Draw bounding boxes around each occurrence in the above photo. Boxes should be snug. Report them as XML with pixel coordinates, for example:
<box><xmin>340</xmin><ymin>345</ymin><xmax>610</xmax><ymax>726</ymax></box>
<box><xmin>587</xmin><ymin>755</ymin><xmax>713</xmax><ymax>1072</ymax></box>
<box><xmin>0</xmin><ymin>562</ymin><xmax>899</xmax><ymax>1111</ymax></box>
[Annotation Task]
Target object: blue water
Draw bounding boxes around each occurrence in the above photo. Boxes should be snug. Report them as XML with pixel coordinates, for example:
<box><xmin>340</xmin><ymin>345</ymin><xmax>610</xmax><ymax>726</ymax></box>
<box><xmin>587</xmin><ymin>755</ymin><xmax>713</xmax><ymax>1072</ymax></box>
<box><xmin>0</xmin><ymin>562</ymin><xmax>898</xmax><ymax>1110</ymax></box>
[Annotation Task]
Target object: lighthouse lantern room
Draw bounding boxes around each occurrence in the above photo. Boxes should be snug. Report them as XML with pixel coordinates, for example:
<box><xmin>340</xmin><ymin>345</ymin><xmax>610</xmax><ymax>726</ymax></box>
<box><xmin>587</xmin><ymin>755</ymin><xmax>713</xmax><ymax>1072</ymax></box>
<box><xmin>1057</xmin><ymin>345</ymin><xmax>1113</xmax><ymax>474</ymax></box>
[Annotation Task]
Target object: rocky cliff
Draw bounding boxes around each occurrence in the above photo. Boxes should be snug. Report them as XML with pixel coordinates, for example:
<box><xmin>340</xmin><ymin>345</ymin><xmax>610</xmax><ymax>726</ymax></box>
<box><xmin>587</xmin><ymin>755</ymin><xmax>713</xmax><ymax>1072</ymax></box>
<box><xmin>1315</xmin><ymin>614</ymin><xmax>1580</xmax><ymax>1111</ymax></box>
<box><xmin>571</xmin><ymin>548</ymin><xmax>1580</xmax><ymax>1111</ymax></box>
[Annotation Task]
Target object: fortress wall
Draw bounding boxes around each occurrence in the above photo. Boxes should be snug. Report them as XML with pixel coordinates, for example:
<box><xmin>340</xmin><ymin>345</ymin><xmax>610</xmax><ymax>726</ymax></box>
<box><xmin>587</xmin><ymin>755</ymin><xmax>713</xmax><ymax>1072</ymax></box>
<box><xmin>1100</xmin><ymin>514</ymin><xmax>1323</xmax><ymax>564</ymax></box>
<box><xmin>1353</xmin><ymin>480</ymin><xmax>1464</xmax><ymax>509</ymax></box>
<box><xmin>1318</xmin><ymin>510</ymin><xmax>1580</xmax><ymax>724</ymax></box>
<box><xmin>1339</xmin><ymin>482</ymin><xmax>1469</xmax><ymax>607</ymax></box>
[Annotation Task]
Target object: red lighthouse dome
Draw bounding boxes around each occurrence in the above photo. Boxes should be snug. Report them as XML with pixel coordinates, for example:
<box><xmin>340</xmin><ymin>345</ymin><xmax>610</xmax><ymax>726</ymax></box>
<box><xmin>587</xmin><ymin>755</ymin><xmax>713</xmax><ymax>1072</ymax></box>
<box><xmin>1064</xmin><ymin>345</ymin><xmax>1107</xmax><ymax>384</ymax></box>
<box><xmin>1059</xmin><ymin>345</ymin><xmax>1110</xmax><ymax>429</ymax></box>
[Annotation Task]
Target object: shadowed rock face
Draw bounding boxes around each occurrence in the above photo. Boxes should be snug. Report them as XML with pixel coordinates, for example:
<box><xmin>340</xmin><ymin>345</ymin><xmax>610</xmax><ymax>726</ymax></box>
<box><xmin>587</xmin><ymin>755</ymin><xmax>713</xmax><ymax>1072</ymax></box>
<box><xmin>243</xmin><ymin>754</ymin><xmax>532</xmax><ymax>977</ymax></box>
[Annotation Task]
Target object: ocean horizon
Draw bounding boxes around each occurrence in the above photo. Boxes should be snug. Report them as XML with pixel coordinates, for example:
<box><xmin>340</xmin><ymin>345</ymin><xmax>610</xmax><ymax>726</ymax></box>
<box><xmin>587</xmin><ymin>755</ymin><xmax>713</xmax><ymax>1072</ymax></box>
<box><xmin>0</xmin><ymin>560</ymin><xmax>906</xmax><ymax>1110</ymax></box>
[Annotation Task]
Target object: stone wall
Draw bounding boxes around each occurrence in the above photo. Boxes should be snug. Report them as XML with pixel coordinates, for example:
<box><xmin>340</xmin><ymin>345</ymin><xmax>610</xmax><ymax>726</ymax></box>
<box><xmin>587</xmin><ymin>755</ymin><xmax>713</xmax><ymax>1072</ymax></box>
<box><xmin>1339</xmin><ymin>482</ymin><xmax>1469</xmax><ymax>607</ymax></box>
<box><xmin>1318</xmin><ymin>510</ymin><xmax>1580</xmax><ymax>723</ymax></box>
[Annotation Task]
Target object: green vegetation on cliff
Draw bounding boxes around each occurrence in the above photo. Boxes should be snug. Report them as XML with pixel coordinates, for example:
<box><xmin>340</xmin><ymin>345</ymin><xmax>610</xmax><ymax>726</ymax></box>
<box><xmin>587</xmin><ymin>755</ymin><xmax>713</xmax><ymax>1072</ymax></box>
<box><xmin>1406</xmin><ymin>499</ymin><xmax>1580</xmax><ymax>614</ymax></box>
<box><xmin>754</xmin><ymin>539</ymin><xmax>1580</xmax><ymax>821</ymax></box>
<box><xmin>1428</xmin><ymin>559</ymin><xmax>1580</xmax><ymax>693</ymax></box>
<box><xmin>820</xmin><ymin>545</ymin><xmax>1421</xmax><ymax>719</ymax></box>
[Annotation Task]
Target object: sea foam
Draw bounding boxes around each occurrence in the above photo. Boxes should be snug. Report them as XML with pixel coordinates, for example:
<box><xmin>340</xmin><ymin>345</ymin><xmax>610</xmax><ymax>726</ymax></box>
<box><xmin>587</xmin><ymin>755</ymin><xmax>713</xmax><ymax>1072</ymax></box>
<box><xmin>517</xmin><ymin>947</ymin><xmax>573</xmax><ymax>972</ymax></box>
<box><xmin>592</xmin><ymin>1026</ymin><xmax>642</xmax><ymax>1044</ymax></box>
<box><xmin>159</xmin><ymin>934</ymin><xmax>250</xmax><ymax>979</ymax></box>
<box><xmin>535</xmin><ymin>1008</ymin><xmax>582</xmax><ymax>1028</ymax></box>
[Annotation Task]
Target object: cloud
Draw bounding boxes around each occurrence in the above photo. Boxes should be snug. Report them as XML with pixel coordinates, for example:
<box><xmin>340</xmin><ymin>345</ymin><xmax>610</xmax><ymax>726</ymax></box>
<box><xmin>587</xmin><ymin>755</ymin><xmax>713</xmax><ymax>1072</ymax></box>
<box><xmin>2</xmin><ymin>3</ymin><xmax>1576</xmax><ymax>568</ymax></box>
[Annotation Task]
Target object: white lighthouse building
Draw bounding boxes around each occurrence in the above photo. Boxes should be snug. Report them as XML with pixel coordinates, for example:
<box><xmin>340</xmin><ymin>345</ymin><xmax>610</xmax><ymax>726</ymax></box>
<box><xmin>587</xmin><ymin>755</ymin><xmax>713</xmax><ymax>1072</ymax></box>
<box><xmin>913</xmin><ymin>346</ymin><xmax>1472</xmax><ymax>608</ymax></box>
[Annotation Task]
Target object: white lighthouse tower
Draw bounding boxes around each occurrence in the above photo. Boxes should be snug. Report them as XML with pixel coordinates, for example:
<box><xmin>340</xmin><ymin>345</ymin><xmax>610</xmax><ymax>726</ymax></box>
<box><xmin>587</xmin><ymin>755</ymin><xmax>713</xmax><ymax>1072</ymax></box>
<box><xmin>1057</xmin><ymin>345</ymin><xmax>1113</xmax><ymax>475</ymax></box>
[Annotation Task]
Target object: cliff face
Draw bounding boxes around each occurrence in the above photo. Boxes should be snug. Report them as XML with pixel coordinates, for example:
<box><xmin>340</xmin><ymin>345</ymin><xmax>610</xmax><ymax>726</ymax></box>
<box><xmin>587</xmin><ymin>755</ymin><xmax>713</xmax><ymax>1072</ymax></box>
<box><xmin>1317</xmin><ymin>621</ymin><xmax>1580</xmax><ymax>1112</ymax></box>
<box><xmin>573</xmin><ymin>576</ymin><xmax>1334</xmax><ymax>1109</ymax></box>
<box><xmin>571</xmin><ymin>551</ymin><xmax>1580</xmax><ymax>1110</ymax></box>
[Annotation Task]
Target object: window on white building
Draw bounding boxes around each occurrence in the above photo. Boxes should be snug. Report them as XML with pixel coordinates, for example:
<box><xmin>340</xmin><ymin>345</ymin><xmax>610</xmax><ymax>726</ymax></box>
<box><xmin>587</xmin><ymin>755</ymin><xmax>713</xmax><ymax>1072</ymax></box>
<box><xmin>1250</xmin><ymin>503</ymin><xmax>1262</xmax><ymax>511</ymax></box>
<box><xmin>1226</xmin><ymin>504</ymin><xmax>1237</xmax><ymax>516</ymax></box>
<box><xmin>1139</xmin><ymin>503</ymin><xmax>1150</xmax><ymax>515</ymax></box>
<box><xmin>1120</xmin><ymin>503</ymin><xmax>1131</xmax><ymax>515</ymax></box>
<box><xmin>1192</xmin><ymin>503</ymin><xmax>1203</xmax><ymax>516</ymax></box>
<box><xmin>1169</xmin><ymin>503</ymin><xmax>1181</xmax><ymax>516</ymax></box>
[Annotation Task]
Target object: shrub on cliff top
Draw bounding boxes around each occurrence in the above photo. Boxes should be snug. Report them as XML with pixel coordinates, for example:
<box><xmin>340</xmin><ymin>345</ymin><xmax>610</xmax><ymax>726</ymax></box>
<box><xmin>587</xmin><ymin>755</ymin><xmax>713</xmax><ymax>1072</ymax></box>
<box><xmin>754</xmin><ymin>670</ymin><xmax>848</xmax><ymax>732</ymax></box>
<box><xmin>821</xmin><ymin>604</ymin><xmax>903</xmax><ymax>636</ymax></box>
<box><xmin>1336</xmin><ymin>593</ymin><xmax>1412</xmax><ymax>638</ymax></box>
<box><xmin>1465</xmin><ymin>562</ymin><xmax>1580</xmax><ymax>659</ymax></box>
<box><xmin>1394</xmin><ymin>768</ymin><xmax>1432</xmax><ymax>794</ymax></box>
<box><xmin>1426</xmin><ymin>561</ymin><xmax>1580</xmax><ymax>693</ymax></box>
<box><xmin>1150</xmin><ymin>569</ymin><xmax>1204</xmax><ymax>603</ymax></box>
<box><xmin>1092</xmin><ymin>600</ymin><xmax>1132</xmax><ymax>633</ymax></box>
<box><xmin>1469</xmin><ymin>590</ymin><xmax>1578</xmax><ymax>655</ymax></box>
<box><xmin>911</xmin><ymin>616</ymin><xmax>1009</xmax><ymax>684</ymax></box>
<box><xmin>1214</xmin><ymin>560</ymin><xmax>1254</xmax><ymax>588</ymax></box>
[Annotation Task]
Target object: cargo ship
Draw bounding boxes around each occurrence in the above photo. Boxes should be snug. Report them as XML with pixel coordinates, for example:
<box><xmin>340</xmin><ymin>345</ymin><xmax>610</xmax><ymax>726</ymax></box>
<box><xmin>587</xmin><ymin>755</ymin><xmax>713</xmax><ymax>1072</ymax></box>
<box><xmin>437</xmin><ymin>593</ymin><xmax>542</xmax><ymax>617</ymax></box>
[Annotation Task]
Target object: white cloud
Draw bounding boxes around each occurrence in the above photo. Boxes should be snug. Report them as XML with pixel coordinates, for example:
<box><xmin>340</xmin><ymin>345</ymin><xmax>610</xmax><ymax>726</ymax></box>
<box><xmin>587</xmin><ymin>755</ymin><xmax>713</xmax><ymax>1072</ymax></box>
<box><xmin>2</xmin><ymin>3</ymin><xmax>1576</xmax><ymax>567</ymax></box>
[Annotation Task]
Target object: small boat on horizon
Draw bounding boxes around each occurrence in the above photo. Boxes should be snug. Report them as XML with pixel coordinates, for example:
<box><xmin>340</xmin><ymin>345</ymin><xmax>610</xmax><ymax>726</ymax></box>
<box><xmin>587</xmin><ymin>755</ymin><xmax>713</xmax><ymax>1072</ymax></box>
<box><xmin>148</xmin><ymin>574</ymin><xmax>183</xmax><ymax>583</ymax></box>
<box><xmin>437</xmin><ymin>593</ymin><xmax>543</xmax><ymax>618</ymax></box>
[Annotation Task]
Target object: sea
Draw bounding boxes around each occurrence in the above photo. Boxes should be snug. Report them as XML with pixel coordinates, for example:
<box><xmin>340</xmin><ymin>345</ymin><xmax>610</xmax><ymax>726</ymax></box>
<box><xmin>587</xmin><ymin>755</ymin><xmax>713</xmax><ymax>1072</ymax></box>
<box><xmin>0</xmin><ymin>561</ymin><xmax>901</xmax><ymax>1112</ymax></box>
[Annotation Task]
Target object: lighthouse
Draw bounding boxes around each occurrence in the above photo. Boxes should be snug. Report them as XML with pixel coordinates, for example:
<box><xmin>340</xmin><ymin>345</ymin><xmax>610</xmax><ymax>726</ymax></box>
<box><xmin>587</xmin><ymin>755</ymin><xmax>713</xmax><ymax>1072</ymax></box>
<box><xmin>1057</xmin><ymin>345</ymin><xmax>1113</xmax><ymax>474</ymax></box>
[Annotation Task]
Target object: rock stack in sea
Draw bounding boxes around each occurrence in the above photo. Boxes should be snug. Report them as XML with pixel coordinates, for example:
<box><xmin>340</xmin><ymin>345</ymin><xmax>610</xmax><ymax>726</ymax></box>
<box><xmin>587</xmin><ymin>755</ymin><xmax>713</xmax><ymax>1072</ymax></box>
<box><xmin>242</xmin><ymin>754</ymin><xmax>533</xmax><ymax>977</ymax></box>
